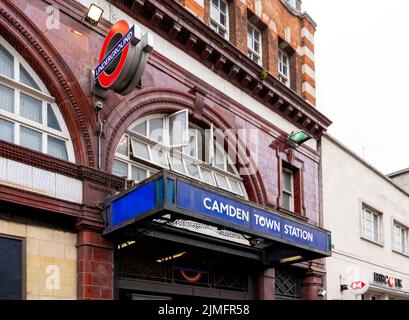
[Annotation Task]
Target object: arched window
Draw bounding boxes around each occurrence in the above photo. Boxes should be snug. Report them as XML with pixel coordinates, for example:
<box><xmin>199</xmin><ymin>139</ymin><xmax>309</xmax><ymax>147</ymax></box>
<box><xmin>113</xmin><ymin>111</ymin><xmax>247</xmax><ymax>198</ymax></box>
<box><xmin>0</xmin><ymin>37</ymin><xmax>74</xmax><ymax>162</ymax></box>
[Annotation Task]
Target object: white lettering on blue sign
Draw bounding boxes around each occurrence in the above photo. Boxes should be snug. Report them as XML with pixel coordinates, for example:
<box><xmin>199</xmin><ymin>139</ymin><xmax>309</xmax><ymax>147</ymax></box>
<box><xmin>284</xmin><ymin>224</ymin><xmax>314</xmax><ymax>242</ymax></box>
<box><xmin>254</xmin><ymin>213</ymin><xmax>281</xmax><ymax>232</ymax></box>
<box><xmin>203</xmin><ymin>197</ymin><xmax>250</xmax><ymax>222</ymax></box>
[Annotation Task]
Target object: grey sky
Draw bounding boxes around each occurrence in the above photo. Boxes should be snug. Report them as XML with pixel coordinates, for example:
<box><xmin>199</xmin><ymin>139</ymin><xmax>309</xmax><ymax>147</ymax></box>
<box><xmin>302</xmin><ymin>0</ymin><xmax>409</xmax><ymax>174</ymax></box>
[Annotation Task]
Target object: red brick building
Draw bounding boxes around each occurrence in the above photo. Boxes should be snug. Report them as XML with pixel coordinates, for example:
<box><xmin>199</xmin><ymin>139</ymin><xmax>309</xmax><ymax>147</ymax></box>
<box><xmin>0</xmin><ymin>0</ymin><xmax>331</xmax><ymax>300</ymax></box>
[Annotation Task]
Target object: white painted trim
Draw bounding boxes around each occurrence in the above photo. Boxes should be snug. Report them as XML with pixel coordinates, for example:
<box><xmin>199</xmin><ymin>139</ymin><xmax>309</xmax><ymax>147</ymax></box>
<box><xmin>301</xmin><ymin>27</ymin><xmax>314</xmax><ymax>44</ymax></box>
<box><xmin>302</xmin><ymin>64</ymin><xmax>315</xmax><ymax>80</ymax></box>
<box><xmin>298</xmin><ymin>45</ymin><xmax>315</xmax><ymax>62</ymax></box>
<box><xmin>302</xmin><ymin>81</ymin><xmax>316</xmax><ymax>98</ymax></box>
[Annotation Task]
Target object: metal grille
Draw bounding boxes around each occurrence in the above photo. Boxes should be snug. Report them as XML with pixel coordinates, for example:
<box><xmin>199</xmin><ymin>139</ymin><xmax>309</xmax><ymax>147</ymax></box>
<box><xmin>275</xmin><ymin>268</ymin><xmax>301</xmax><ymax>299</ymax></box>
<box><xmin>116</xmin><ymin>239</ymin><xmax>249</xmax><ymax>292</ymax></box>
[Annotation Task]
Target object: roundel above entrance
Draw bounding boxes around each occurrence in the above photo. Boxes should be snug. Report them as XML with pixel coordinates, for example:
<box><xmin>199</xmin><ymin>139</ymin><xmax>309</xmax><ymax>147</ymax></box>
<box><xmin>93</xmin><ymin>20</ymin><xmax>154</xmax><ymax>97</ymax></box>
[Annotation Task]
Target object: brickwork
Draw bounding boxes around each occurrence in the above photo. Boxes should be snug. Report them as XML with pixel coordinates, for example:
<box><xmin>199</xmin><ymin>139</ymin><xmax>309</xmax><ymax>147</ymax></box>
<box><xmin>182</xmin><ymin>0</ymin><xmax>317</xmax><ymax>105</ymax></box>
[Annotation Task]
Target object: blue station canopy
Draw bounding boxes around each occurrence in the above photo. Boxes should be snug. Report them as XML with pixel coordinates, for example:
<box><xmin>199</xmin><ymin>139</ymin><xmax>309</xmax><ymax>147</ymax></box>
<box><xmin>103</xmin><ymin>170</ymin><xmax>332</xmax><ymax>262</ymax></box>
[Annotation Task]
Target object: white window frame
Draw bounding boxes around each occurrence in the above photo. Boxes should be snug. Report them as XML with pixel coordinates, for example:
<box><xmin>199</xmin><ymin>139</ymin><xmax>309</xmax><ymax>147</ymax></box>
<box><xmin>361</xmin><ymin>205</ymin><xmax>381</xmax><ymax>243</ymax></box>
<box><xmin>282</xmin><ymin>168</ymin><xmax>294</xmax><ymax>212</ymax></box>
<box><xmin>393</xmin><ymin>222</ymin><xmax>408</xmax><ymax>254</ymax></box>
<box><xmin>247</xmin><ymin>23</ymin><xmax>262</xmax><ymax>66</ymax></box>
<box><xmin>278</xmin><ymin>50</ymin><xmax>291</xmax><ymax>87</ymax></box>
<box><xmin>210</xmin><ymin>0</ymin><xmax>229</xmax><ymax>40</ymax></box>
<box><xmin>114</xmin><ymin>114</ymin><xmax>247</xmax><ymax>198</ymax></box>
<box><xmin>0</xmin><ymin>36</ymin><xmax>74</xmax><ymax>162</ymax></box>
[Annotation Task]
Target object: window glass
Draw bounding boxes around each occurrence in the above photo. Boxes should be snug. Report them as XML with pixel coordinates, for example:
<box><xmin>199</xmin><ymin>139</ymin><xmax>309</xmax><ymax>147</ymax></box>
<box><xmin>47</xmin><ymin>104</ymin><xmax>61</xmax><ymax>131</ymax></box>
<box><xmin>132</xmin><ymin>121</ymin><xmax>146</xmax><ymax>136</ymax></box>
<box><xmin>20</xmin><ymin>126</ymin><xmax>42</xmax><ymax>152</ymax></box>
<box><xmin>116</xmin><ymin>135</ymin><xmax>129</xmax><ymax>156</ymax></box>
<box><xmin>186</xmin><ymin>161</ymin><xmax>200</xmax><ymax>179</ymax></box>
<box><xmin>0</xmin><ymin>237</ymin><xmax>22</xmax><ymax>299</ymax></box>
<box><xmin>229</xmin><ymin>179</ymin><xmax>243</xmax><ymax>195</ymax></box>
<box><xmin>0</xmin><ymin>118</ymin><xmax>14</xmax><ymax>143</ymax></box>
<box><xmin>131</xmin><ymin>138</ymin><xmax>150</xmax><ymax>160</ymax></box>
<box><xmin>362</xmin><ymin>207</ymin><xmax>379</xmax><ymax>242</ymax></box>
<box><xmin>131</xmin><ymin>166</ymin><xmax>148</xmax><ymax>182</ymax></box>
<box><xmin>0</xmin><ymin>44</ymin><xmax>14</xmax><ymax>79</ymax></box>
<box><xmin>149</xmin><ymin>118</ymin><xmax>164</xmax><ymax>143</ymax></box>
<box><xmin>151</xmin><ymin>147</ymin><xmax>168</xmax><ymax>168</ymax></box>
<box><xmin>169</xmin><ymin>110</ymin><xmax>188</xmax><ymax>146</ymax></box>
<box><xmin>112</xmin><ymin>159</ymin><xmax>128</xmax><ymax>177</ymax></box>
<box><xmin>183</xmin><ymin>128</ymin><xmax>197</xmax><ymax>158</ymax></box>
<box><xmin>169</xmin><ymin>154</ymin><xmax>185</xmax><ymax>174</ymax></box>
<box><xmin>20</xmin><ymin>93</ymin><xmax>42</xmax><ymax>124</ymax></box>
<box><xmin>283</xmin><ymin>170</ymin><xmax>293</xmax><ymax>192</ymax></box>
<box><xmin>0</xmin><ymin>84</ymin><xmax>14</xmax><ymax>113</ymax></box>
<box><xmin>201</xmin><ymin>168</ymin><xmax>215</xmax><ymax>185</ymax></box>
<box><xmin>215</xmin><ymin>173</ymin><xmax>229</xmax><ymax>190</ymax></box>
<box><xmin>0</xmin><ymin>37</ymin><xmax>73</xmax><ymax>162</ymax></box>
<box><xmin>47</xmin><ymin>136</ymin><xmax>68</xmax><ymax>161</ymax></box>
<box><xmin>20</xmin><ymin>64</ymin><xmax>41</xmax><ymax>90</ymax></box>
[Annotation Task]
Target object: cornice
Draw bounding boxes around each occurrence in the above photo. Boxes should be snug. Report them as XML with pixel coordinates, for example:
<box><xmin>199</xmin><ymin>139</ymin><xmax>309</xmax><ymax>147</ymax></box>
<box><xmin>278</xmin><ymin>0</ymin><xmax>317</xmax><ymax>28</ymax></box>
<box><xmin>106</xmin><ymin>0</ymin><xmax>330</xmax><ymax>138</ymax></box>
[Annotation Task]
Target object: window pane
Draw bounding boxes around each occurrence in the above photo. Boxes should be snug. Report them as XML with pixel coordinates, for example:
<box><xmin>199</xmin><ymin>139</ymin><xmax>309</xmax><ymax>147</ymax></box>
<box><xmin>229</xmin><ymin>179</ymin><xmax>243</xmax><ymax>195</ymax></box>
<box><xmin>131</xmin><ymin>166</ymin><xmax>147</xmax><ymax>182</ymax></box>
<box><xmin>112</xmin><ymin>160</ymin><xmax>128</xmax><ymax>177</ymax></box>
<box><xmin>149</xmin><ymin>118</ymin><xmax>164</xmax><ymax>143</ymax></box>
<box><xmin>215</xmin><ymin>173</ymin><xmax>229</xmax><ymax>190</ymax></box>
<box><xmin>169</xmin><ymin>110</ymin><xmax>188</xmax><ymax>146</ymax></box>
<box><xmin>186</xmin><ymin>162</ymin><xmax>200</xmax><ymax>178</ymax></box>
<box><xmin>130</xmin><ymin>139</ymin><xmax>150</xmax><ymax>160</ymax></box>
<box><xmin>116</xmin><ymin>135</ymin><xmax>129</xmax><ymax>156</ymax></box>
<box><xmin>20</xmin><ymin>64</ymin><xmax>41</xmax><ymax>91</ymax></box>
<box><xmin>20</xmin><ymin>126</ymin><xmax>42</xmax><ymax>152</ymax></box>
<box><xmin>282</xmin><ymin>193</ymin><xmax>291</xmax><ymax>211</ymax></box>
<box><xmin>0</xmin><ymin>44</ymin><xmax>14</xmax><ymax>79</ymax></box>
<box><xmin>151</xmin><ymin>147</ymin><xmax>168</xmax><ymax>168</ymax></box>
<box><xmin>20</xmin><ymin>93</ymin><xmax>42</xmax><ymax>123</ymax></box>
<box><xmin>220</xmin><ymin>0</ymin><xmax>227</xmax><ymax>13</ymax></box>
<box><xmin>215</xmin><ymin>145</ymin><xmax>225</xmax><ymax>170</ymax></box>
<box><xmin>0</xmin><ymin>84</ymin><xmax>14</xmax><ymax>113</ymax></box>
<box><xmin>201</xmin><ymin>168</ymin><xmax>215</xmax><ymax>185</ymax></box>
<box><xmin>47</xmin><ymin>104</ymin><xmax>61</xmax><ymax>131</ymax></box>
<box><xmin>132</xmin><ymin>121</ymin><xmax>146</xmax><ymax>136</ymax></box>
<box><xmin>169</xmin><ymin>154</ymin><xmax>185</xmax><ymax>173</ymax></box>
<box><xmin>47</xmin><ymin>136</ymin><xmax>68</xmax><ymax>161</ymax></box>
<box><xmin>283</xmin><ymin>170</ymin><xmax>293</xmax><ymax>192</ymax></box>
<box><xmin>183</xmin><ymin>128</ymin><xmax>197</xmax><ymax>158</ymax></box>
<box><xmin>0</xmin><ymin>118</ymin><xmax>14</xmax><ymax>143</ymax></box>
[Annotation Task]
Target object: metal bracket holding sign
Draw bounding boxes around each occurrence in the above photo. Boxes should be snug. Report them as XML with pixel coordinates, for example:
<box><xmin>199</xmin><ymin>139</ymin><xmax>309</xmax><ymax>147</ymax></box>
<box><xmin>92</xmin><ymin>20</ymin><xmax>153</xmax><ymax>98</ymax></box>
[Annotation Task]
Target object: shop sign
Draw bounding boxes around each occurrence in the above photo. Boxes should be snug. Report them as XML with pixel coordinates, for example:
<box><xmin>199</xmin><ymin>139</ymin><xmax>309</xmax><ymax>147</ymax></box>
<box><xmin>177</xmin><ymin>181</ymin><xmax>330</xmax><ymax>252</ymax></box>
<box><xmin>373</xmin><ymin>273</ymin><xmax>403</xmax><ymax>288</ymax></box>
<box><xmin>93</xmin><ymin>20</ymin><xmax>153</xmax><ymax>96</ymax></box>
<box><xmin>340</xmin><ymin>266</ymin><xmax>369</xmax><ymax>295</ymax></box>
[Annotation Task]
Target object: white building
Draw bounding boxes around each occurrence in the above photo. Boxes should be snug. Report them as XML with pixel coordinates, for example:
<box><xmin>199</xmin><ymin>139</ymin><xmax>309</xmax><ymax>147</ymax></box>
<box><xmin>321</xmin><ymin>134</ymin><xmax>409</xmax><ymax>300</ymax></box>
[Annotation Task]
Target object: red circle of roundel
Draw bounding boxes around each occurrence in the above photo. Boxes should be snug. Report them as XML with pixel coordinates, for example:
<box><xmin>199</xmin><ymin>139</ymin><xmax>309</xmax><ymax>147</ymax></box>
<box><xmin>98</xmin><ymin>20</ymin><xmax>130</xmax><ymax>89</ymax></box>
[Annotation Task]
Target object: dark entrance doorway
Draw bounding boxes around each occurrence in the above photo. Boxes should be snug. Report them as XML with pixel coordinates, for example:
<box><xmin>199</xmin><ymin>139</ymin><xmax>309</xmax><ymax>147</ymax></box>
<box><xmin>115</xmin><ymin>237</ymin><xmax>258</xmax><ymax>300</ymax></box>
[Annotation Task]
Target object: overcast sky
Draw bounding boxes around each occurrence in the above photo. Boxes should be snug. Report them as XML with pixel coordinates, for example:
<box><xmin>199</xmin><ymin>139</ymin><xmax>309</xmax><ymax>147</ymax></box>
<box><xmin>302</xmin><ymin>0</ymin><xmax>409</xmax><ymax>174</ymax></box>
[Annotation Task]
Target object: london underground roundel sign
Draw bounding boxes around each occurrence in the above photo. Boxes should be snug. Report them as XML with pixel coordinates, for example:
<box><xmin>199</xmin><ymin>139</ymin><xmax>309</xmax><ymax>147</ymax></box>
<box><xmin>93</xmin><ymin>20</ymin><xmax>153</xmax><ymax>96</ymax></box>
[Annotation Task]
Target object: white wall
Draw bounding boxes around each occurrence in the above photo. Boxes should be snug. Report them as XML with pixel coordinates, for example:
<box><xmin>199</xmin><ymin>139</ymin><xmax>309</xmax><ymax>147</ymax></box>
<box><xmin>321</xmin><ymin>135</ymin><xmax>409</xmax><ymax>299</ymax></box>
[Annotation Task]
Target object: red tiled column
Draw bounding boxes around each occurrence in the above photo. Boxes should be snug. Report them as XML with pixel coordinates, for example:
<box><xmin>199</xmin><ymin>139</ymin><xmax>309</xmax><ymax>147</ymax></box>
<box><xmin>76</xmin><ymin>220</ymin><xmax>114</xmax><ymax>300</ymax></box>
<box><xmin>300</xmin><ymin>267</ymin><xmax>325</xmax><ymax>300</ymax></box>
<box><xmin>258</xmin><ymin>268</ymin><xmax>275</xmax><ymax>300</ymax></box>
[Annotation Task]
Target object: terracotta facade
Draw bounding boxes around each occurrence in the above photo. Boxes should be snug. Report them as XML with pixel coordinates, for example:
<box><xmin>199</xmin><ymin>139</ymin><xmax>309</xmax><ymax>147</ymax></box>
<box><xmin>0</xmin><ymin>0</ymin><xmax>330</xmax><ymax>300</ymax></box>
